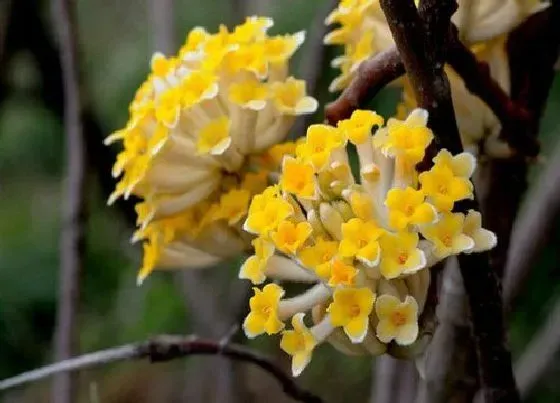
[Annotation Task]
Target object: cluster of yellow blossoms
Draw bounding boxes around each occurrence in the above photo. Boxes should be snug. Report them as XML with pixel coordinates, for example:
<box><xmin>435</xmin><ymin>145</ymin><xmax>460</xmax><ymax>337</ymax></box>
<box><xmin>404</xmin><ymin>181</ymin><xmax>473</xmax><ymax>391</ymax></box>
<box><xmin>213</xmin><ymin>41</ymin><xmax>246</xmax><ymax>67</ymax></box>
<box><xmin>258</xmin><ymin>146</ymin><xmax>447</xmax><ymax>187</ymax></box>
<box><xmin>324</xmin><ymin>0</ymin><xmax>547</xmax><ymax>156</ymax></box>
<box><xmin>106</xmin><ymin>17</ymin><xmax>318</xmax><ymax>283</ymax></box>
<box><xmin>240</xmin><ymin>108</ymin><xmax>497</xmax><ymax>377</ymax></box>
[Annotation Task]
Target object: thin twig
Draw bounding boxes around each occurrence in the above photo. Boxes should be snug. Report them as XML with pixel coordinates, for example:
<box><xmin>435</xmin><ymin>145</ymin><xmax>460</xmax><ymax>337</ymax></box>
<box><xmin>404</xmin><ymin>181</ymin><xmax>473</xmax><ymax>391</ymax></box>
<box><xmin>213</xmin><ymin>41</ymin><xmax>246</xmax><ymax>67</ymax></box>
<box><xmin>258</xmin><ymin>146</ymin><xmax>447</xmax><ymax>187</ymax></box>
<box><xmin>514</xmin><ymin>298</ymin><xmax>560</xmax><ymax>398</ymax></box>
<box><xmin>446</xmin><ymin>30</ymin><xmax>537</xmax><ymax>158</ymax></box>
<box><xmin>0</xmin><ymin>335</ymin><xmax>322</xmax><ymax>403</ymax></box>
<box><xmin>51</xmin><ymin>0</ymin><xmax>88</xmax><ymax>401</ymax></box>
<box><xmin>325</xmin><ymin>48</ymin><xmax>404</xmax><ymax>125</ymax></box>
<box><xmin>378</xmin><ymin>1</ymin><xmax>519</xmax><ymax>402</ymax></box>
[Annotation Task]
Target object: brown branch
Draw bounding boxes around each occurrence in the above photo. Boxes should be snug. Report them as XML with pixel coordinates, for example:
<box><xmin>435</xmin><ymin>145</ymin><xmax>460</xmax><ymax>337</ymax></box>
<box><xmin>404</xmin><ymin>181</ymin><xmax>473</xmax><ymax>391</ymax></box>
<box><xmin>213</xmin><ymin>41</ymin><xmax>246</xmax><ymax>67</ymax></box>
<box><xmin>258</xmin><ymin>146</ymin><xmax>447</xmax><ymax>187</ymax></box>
<box><xmin>446</xmin><ymin>31</ymin><xmax>538</xmax><ymax>158</ymax></box>
<box><xmin>0</xmin><ymin>334</ymin><xmax>322</xmax><ymax>403</ymax></box>
<box><xmin>325</xmin><ymin>48</ymin><xmax>404</xmax><ymax>125</ymax></box>
<box><xmin>51</xmin><ymin>0</ymin><xmax>88</xmax><ymax>402</ymax></box>
<box><xmin>378</xmin><ymin>1</ymin><xmax>519</xmax><ymax>402</ymax></box>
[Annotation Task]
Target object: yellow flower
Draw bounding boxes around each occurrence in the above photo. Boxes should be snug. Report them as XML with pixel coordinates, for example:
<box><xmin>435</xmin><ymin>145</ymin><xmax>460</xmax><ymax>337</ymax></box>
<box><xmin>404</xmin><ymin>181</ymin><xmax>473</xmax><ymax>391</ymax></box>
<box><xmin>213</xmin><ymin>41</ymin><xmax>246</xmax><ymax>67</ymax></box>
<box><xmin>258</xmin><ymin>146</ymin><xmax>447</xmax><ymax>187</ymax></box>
<box><xmin>244</xmin><ymin>187</ymin><xmax>294</xmax><ymax>236</ymax></box>
<box><xmin>271</xmin><ymin>220</ymin><xmax>313</xmax><ymax>255</ymax></box>
<box><xmin>463</xmin><ymin>210</ymin><xmax>498</xmax><ymax>253</ymax></box>
<box><xmin>299</xmin><ymin>238</ymin><xmax>339</xmax><ymax>280</ymax></box>
<box><xmin>375</xmin><ymin>295</ymin><xmax>419</xmax><ymax>345</ymax></box>
<box><xmin>418</xmin><ymin>150</ymin><xmax>474</xmax><ymax>212</ymax></box>
<box><xmin>339</xmin><ymin>218</ymin><xmax>384</xmax><ymax>266</ymax></box>
<box><xmin>337</xmin><ymin>109</ymin><xmax>384</xmax><ymax>145</ymax></box>
<box><xmin>228</xmin><ymin>78</ymin><xmax>269</xmax><ymax>110</ymax></box>
<box><xmin>296</xmin><ymin>124</ymin><xmax>346</xmax><ymax>171</ymax></box>
<box><xmin>349</xmin><ymin>191</ymin><xmax>375</xmax><ymax>221</ymax></box>
<box><xmin>280</xmin><ymin>157</ymin><xmax>317</xmax><ymax>199</ymax></box>
<box><xmin>243</xmin><ymin>284</ymin><xmax>285</xmax><ymax>338</ymax></box>
<box><xmin>378</xmin><ymin>232</ymin><xmax>426</xmax><ymax>279</ymax></box>
<box><xmin>280</xmin><ymin>313</ymin><xmax>317</xmax><ymax>377</ymax></box>
<box><xmin>260</xmin><ymin>142</ymin><xmax>297</xmax><ymax>169</ymax></box>
<box><xmin>385</xmin><ymin>187</ymin><xmax>437</xmax><ymax>230</ymax></box>
<box><xmin>264</xmin><ymin>31</ymin><xmax>306</xmax><ymax>64</ymax></box>
<box><xmin>433</xmin><ymin>149</ymin><xmax>477</xmax><ymax>179</ymax></box>
<box><xmin>328</xmin><ymin>258</ymin><xmax>358</xmax><ymax>287</ymax></box>
<box><xmin>215</xmin><ymin>189</ymin><xmax>251</xmax><ymax>225</ymax></box>
<box><xmin>328</xmin><ymin>287</ymin><xmax>376</xmax><ymax>343</ymax></box>
<box><xmin>270</xmin><ymin>77</ymin><xmax>319</xmax><ymax>115</ymax></box>
<box><xmin>373</xmin><ymin>108</ymin><xmax>434</xmax><ymax>165</ymax></box>
<box><xmin>421</xmin><ymin>212</ymin><xmax>475</xmax><ymax>259</ymax></box>
<box><xmin>239</xmin><ymin>237</ymin><xmax>275</xmax><ymax>284</ymax></box>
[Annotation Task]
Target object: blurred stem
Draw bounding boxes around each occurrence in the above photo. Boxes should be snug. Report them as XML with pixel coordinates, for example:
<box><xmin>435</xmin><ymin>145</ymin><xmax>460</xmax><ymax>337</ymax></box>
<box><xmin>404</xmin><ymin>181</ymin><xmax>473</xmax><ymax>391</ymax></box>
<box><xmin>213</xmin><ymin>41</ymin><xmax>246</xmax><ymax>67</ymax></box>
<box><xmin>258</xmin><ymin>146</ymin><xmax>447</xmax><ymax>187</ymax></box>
<box><xmin>514</xmin><ymin>297</ymin><xmax>560</xmax><ymax>399</ymax></box>
<box><xmin>51</xmin><ymin>0</ymin><xmax>87</xmax><ymax>402</ymax></box>
<box><xmin>292</xmin><ymin>0</ymin><xmax>338</xmax><ymax>138</ymax></box>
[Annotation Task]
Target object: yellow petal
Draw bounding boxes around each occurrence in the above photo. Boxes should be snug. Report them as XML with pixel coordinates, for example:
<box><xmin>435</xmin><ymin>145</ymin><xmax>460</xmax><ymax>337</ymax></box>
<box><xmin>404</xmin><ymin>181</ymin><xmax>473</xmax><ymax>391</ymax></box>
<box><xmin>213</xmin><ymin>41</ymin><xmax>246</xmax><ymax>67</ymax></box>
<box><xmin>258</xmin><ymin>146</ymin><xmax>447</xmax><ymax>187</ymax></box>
<box><xmin>345</xmin><ymin>317</ymin><xmax>369</xmax><ymax>343</ymax></box>
<box><xmin>395</xmin><ymin>323</ymin><xmax>419</xmax><ymax>346</ymax></box>
<box><xmin>376</xmin><ymin>319</ymin><xmax>398</xmax><ymax>343</ymax></box>
<box><xmin>452</xmin><ymin>233</ymin><xmax>475</xmax><ymax>254</ymax></box>
<box><xmin>375</xmin><ymin>294</ymin><xmax>400</xmax><ymax>319</ymax></box>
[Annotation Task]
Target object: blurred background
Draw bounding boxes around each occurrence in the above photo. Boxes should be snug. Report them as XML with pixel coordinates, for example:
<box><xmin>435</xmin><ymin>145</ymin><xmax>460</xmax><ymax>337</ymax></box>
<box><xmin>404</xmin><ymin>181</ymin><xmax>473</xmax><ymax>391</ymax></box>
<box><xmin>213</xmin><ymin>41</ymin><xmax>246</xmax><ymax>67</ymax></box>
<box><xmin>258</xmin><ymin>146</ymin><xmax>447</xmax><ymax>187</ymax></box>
<box><xmin>0</xmin><ymin>0</ymin><xmax>559</xmax><ymax>402</ymax></box>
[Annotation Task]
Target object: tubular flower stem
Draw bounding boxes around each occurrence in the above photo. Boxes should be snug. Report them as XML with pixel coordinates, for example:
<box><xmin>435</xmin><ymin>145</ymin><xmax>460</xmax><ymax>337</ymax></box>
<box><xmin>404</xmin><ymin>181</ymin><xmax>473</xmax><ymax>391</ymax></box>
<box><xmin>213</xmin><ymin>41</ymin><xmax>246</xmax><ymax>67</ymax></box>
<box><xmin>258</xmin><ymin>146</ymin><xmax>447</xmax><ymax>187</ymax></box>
<box><xmin>239</xmin><ymin>108</ymin><xmax>497</xmax><ymax>376</ymax></box>
<box><xmin>325</xmin><ymin>0</ymin><xmax>549</xmax><ymax>156</ymax></box>
<box><xmin>107</xmin><ymin>17</ymin><xmax>318</xmax><ymax>283</ymax></box>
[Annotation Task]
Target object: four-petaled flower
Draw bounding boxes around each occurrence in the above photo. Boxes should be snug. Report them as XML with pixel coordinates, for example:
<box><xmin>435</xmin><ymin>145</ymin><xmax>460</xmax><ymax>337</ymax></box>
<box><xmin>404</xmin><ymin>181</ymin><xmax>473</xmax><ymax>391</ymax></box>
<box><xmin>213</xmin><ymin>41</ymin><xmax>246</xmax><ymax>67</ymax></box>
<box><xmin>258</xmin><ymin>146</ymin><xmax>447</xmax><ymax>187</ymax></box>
<box><xmin>339</xmin><ymin>218</ymin><xmax>384</xmax><ymax>266</ymax></box>
<box><xmin>239</xmin><ymin>237</ymin><xmax>275</xmax><ymax>284</ymax></box>
<box><xmin>244</xmin><ymin>284</ymin><xmax>286</xmax><ymax>338</ymax></box>
<box><xmin>421</xmin><ymin>212</ymin><xmax>475</xmax><ymax>259</ymax></box>
<box><xmin>280</xmin><ymin>313</ymin><xmax>317</xmax><ymax>377</ymax></box>
<box><xmin>385</xmin><ymin>187</ymin><xmax>437</xmax><ymax>230</ymax></box>
<box><xmin>376</xmin><ymin>295</ymin><xmax>419</xmax><ymax>346</ymax></box>
<box><xmin>418</xmin><ymin>149</ymin><xmax>475</xmax><ymax>211</ymax></box>
<box><xmin>328</xmin><ymin>287</ymin><xmax>376</xmax><ymax>343</ymax></box>
<box><xmin>338</xmin><ymin>109</ymin><xmax>384</xmax><ymax>145</ymax></box>
<box><xmin>299</xmin><ymin>237</ymin><xmax>339</xmax><ymax>280</ymax></box>
<box><xmin>271</xmin><ymin>220</ymin><xmax>313</xmax><ymax>254</ymax></box>
<box><xmin>378</xmin><ymin>232</ymin><xmax>426</xmax><ymax>279</ymax></box>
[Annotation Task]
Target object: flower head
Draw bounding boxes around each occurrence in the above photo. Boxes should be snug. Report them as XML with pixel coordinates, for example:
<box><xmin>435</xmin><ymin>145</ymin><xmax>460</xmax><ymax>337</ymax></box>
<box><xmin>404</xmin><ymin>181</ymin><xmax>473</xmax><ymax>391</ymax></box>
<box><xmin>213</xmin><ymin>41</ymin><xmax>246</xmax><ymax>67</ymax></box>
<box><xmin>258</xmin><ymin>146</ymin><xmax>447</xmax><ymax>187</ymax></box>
<box><xmin>107</xmin><ymin>17</ymin><xmax>317</xmax><ymax>283</ymax></box>
<box><xmin>238</xmin><ymin>108</ymin><xmax>496</xmax><ymax>375</ymax></box>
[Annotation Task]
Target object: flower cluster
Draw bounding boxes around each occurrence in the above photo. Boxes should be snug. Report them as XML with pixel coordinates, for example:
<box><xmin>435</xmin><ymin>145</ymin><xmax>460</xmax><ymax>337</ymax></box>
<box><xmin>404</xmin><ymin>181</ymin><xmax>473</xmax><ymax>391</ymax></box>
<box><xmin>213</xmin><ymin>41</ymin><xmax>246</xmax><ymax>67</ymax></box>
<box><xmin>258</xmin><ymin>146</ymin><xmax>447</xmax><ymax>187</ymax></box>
<box><xmin>240</xmin><ymin>108</ymin><xmax>497</xmax><ymax>377</ymax></box>
<box><xmin>106</xmin><ymin>17</ymin><xmax>318</xmax><ymax>284</ymax></box>
<box><xmin>324</xmin><ymin>0</ymin><xmax>548</xmax><ymax>155</ymax></box>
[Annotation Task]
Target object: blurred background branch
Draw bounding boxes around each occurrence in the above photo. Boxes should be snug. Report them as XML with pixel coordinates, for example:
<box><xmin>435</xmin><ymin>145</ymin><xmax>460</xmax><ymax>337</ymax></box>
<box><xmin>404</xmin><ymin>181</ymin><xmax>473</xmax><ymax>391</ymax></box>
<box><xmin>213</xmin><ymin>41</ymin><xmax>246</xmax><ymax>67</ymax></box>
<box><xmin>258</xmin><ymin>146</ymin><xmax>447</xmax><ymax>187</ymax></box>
<box><xmin>0</xmin><ymin>334</ymin><xmax>322</xmax><ymax>403</ymax></box>
<box><xmin>50</xmin><ymin>0</ymin><xmax>88</xmax><ymax>402</ymax></box>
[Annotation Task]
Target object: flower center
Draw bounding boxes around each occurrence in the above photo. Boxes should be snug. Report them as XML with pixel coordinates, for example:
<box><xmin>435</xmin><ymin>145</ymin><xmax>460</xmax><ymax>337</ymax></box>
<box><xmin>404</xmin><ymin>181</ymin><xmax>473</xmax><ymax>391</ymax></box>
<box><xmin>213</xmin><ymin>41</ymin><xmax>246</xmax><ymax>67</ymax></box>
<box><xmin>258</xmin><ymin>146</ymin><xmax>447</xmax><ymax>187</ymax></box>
<box><xmin>349</xmin><ymin>304</ymin><xmax>361</xmax><ymax>318</ymax></box>
<box><xmin>442</xmin><ymin>233</ymin><xmax>453</xmax><ymax>247</ymax></box>
<box><xmin>391</xmin><ymin>311</ymin><xmax>406</xmax><ymax>326</ymax></box>
<box><xmin>438</xmin><ymin>184</ymin><xmax>448</xmax><ymax>194</ymax></box>
<box><xmin>397</xmin><ymin>252</ymin><xmax>408</xmax><ymax>264</ymax></box>
<box><xmin>404</xmin><ymin>204</ymin><xmax>414</xmax><ymax>216</ymax></box>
